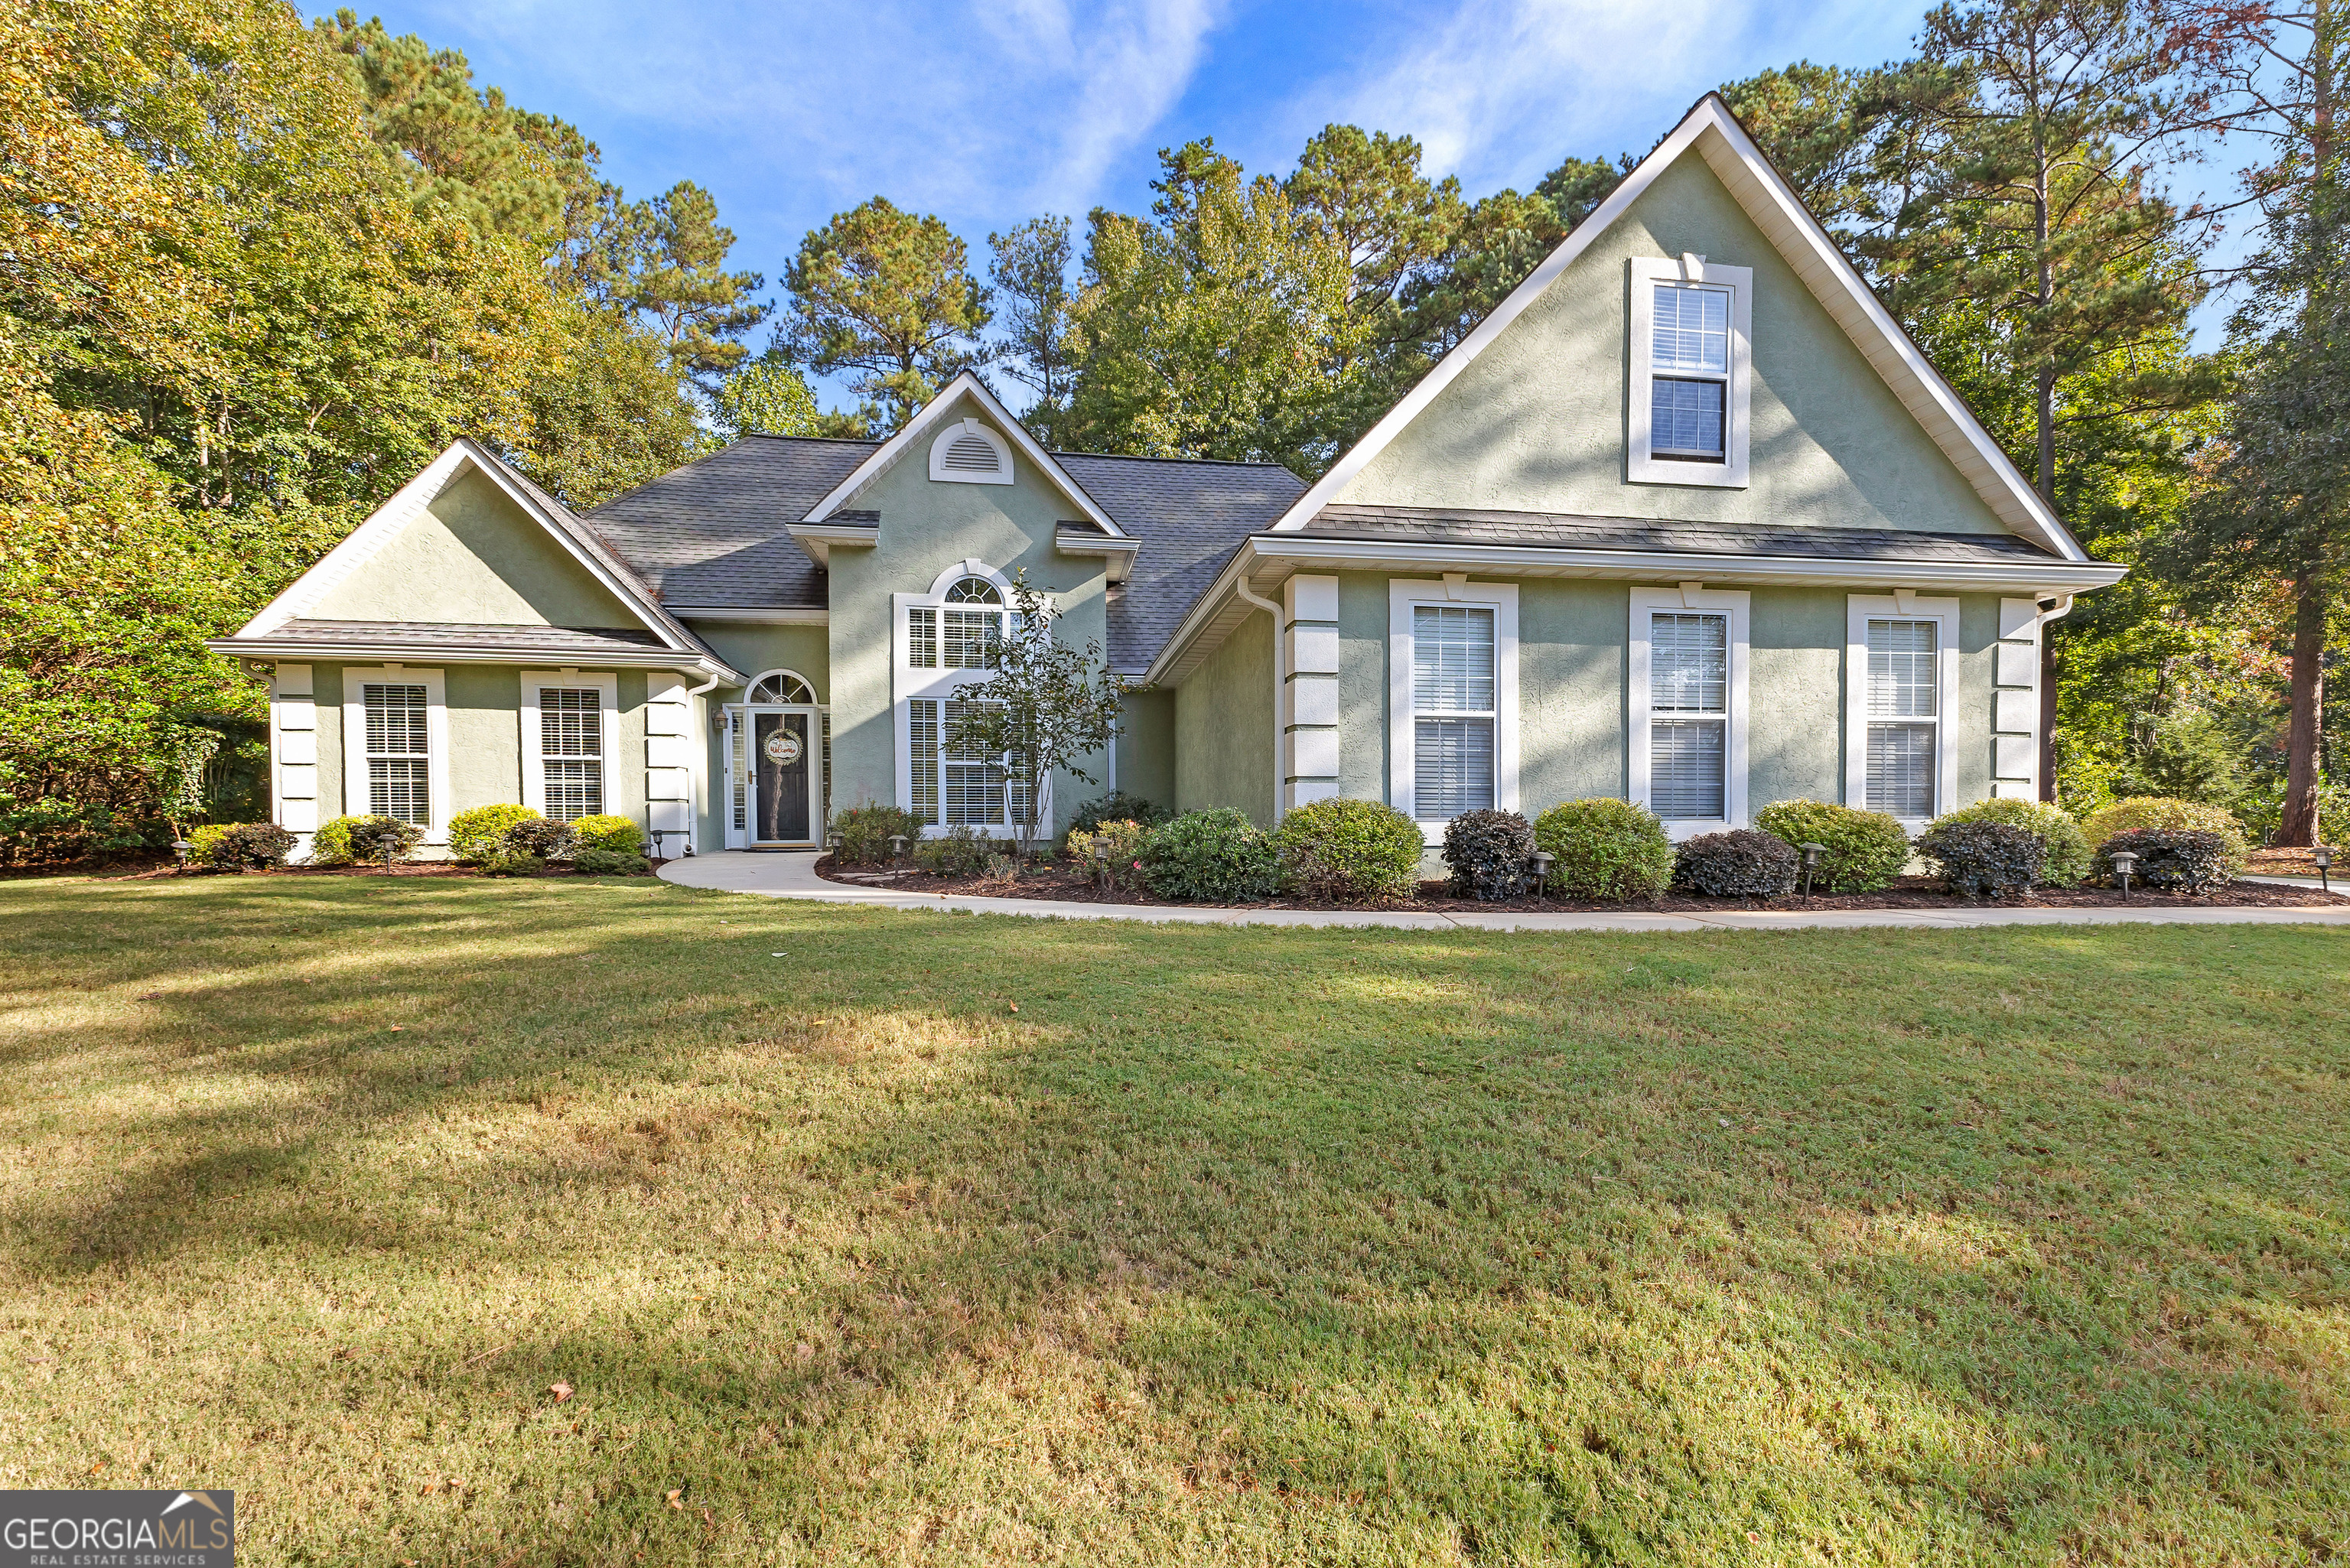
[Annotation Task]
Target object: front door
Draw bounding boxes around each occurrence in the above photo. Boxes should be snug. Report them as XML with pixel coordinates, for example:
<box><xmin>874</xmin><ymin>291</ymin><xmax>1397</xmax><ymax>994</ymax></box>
<box><xmin>752</xmin><ymin>711</ymin><xmax>813</xmax><ymax>844</ymax></box>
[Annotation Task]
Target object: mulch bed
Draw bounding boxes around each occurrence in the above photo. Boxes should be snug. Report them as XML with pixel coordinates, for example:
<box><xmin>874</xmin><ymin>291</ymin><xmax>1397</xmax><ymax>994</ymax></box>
<box><xmin>818</xmin><ymin>857</ymin><xmax>2350</xmax><ymax>914</ymax></box>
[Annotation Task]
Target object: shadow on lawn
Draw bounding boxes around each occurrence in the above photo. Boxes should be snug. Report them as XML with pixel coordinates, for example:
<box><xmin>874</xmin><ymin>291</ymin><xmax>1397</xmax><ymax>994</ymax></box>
<box><xmin>2</xmin><ymin>877</ymin><xmax>2345</xmax><ymax>1562</ymax></box>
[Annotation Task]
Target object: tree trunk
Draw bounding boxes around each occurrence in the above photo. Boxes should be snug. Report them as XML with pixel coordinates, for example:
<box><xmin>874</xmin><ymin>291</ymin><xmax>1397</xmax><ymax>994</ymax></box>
<box><xmin>2277</xmin><ymin>568</ymin><xmax>2328</xmax><ymax>845</ymax></box>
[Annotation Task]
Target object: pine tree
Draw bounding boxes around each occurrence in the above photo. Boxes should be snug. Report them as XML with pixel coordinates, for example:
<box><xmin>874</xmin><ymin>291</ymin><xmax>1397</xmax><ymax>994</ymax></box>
<box><xmin>783</xmin><ymin>198</ymin><xmax>991</xmax><ymax>431</ymax></box>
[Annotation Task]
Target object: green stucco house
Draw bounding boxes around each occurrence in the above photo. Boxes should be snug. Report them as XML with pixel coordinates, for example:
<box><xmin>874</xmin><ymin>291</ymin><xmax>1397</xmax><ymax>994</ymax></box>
<box><xmin>213</xmin><ymin>96</ymin><xmax>2125</xmax><ymax>863</ymax></box>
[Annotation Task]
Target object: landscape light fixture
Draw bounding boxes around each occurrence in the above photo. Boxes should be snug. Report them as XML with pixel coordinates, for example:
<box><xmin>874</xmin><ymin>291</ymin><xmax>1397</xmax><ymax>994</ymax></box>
<box><xmin>2313</xmin><ymin>844</ymin><xmax>2334</xmax><ymax>894</ymax></box>
<box><xmin>2110</xmin><ymin>849</ymin><xmax>2138</xmax><ymax>900</ymax></box>
<box><xmin>1525</xmin><ymin>850</ymin><xmax>1554</xmax><ymax>899</ymax></box>
<box><xmin>170</xmin><ymin>838</ymin><xmax>194</xmax><ymax>871</ymax></box>
<box><xmin>888</xmin><ymin>833</ymin><xmax>908</xmax><ymax>862</ymax></box>
<box><xmin>1799</xmin><ymin>841</ymin><xmax>1827</xmax><ymax>896</ymax></box>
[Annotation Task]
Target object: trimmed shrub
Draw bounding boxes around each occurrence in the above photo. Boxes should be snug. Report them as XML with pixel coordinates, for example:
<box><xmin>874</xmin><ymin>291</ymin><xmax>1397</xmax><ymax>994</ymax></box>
<box><xmin>2095</xmin><ymin>828</ymin><xmax>2231</xmax><ymax>893</ymax></box>
<box><xmin>480</xmin><ymin>849</ymin><xmax>545</xmax><ymax>877</ymax></box>
<box><xmin>1441</xmin><ymin>808</ymin><xmax>1538</xmax><ymax>901</ymax></box>
<box><xmin>316</xmin><ymin>815</ymin><xmax>422</xmax><ymax>867</ymax></box>
<box><xmin>1141</xmin><ymin>808</ymin><xmax>1280</xmax><ymax>903</ymax></box>
<box><xmin>1066</xmin><ymin>819</ymin><xmax>1150</xmax><ymax>890</ymax></box>
<box><xmin>502</xmin><ymin>816</ymin><xmax>575</xmax><ymax>861</ymax></box>
<box><xmin>1753</xmin><ymin>799</ymin><xmax>1911</xmax><ymax>892</ymax></box>
<box><xmin>1916</xmin><ymin>819</ymin><xmax>2044</xmax><ymax>899</ymax></box>
<box><xmin>915</xmin><ymin>824</ymin><xmax>996</xmax><ymax>877</ymax></box>
<box><xmin>834</xmin><ymin>802</ymin><xmax>926</xmax><ymax>865</ymax></box>
<box><xmin>1925</xmin><ymin>798</ymin><xmax>2094</xmax><ymax>886</ymax></box>
<box><xmin>2080</xmin><ymin>797</ymin><xmax>2248</xmax><ymax>871</ymax></box>
<box><xmin>573</xmin><ymin>848</ymin><xmax>653</xmax><ymax>876</ymax></box>
<box><xmin>569</xmin><ymin>815</ymin><xmax>645</xmax><ymax>855</ymax></box>
<box><xmin>187</xmin><ymin>821</ymin><xmax>297</xmax><ymax>873</ymax></box>
<box><xmin>1533</xmin><ymin>798</ymin><xmax>1675</xmax><ymax>902</ymax></box>
<box><xmin>449</xmin><ymin>804</ymin><xmax>537</xmax><ymax>864</ymax></box>
<box><xmin>1271</xmin><ymin>797</ymin><xmax>1424</xmax><ymax>902</ymax></box>
<box><xmin>1673</xmin><ymin>828</ymin><xmax>1799</xmax><ymax>898</ymax></box>
<box><xmin>1063</xmin><ymin>790</ymin><xmax>1167</xmax><ymax>844</ymax></box>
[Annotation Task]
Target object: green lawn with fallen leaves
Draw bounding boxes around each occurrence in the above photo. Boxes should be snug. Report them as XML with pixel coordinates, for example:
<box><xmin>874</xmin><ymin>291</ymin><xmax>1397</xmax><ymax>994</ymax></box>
<box><xmin>1</xmin><ymin>871</ymin><xmax>2345</xmax><ymax>1565</ymax></box>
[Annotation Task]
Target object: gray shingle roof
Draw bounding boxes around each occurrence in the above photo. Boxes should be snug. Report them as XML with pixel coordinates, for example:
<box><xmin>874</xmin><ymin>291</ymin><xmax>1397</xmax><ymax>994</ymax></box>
<box><xmin>1299</xmin><ymin>504</ymin><xmax>2060</xmax><ymax>563</ymax></box>
<box><xmin>574</xmin><ymin>435</ymin><xmax>1305</xmax><ymax>669</ymax></box>
<box><xmin>1054</xmin><ymin>452</ymin><xmax>1307</xmax><ymax>668</ymax></box>
<box><xmin>582</xmin><ymin>436</ymin><xmax>880</xmax><ymax>609</ymax></box>
<box><xmin>272</xmin><ymin>620</ymin><xmax>669</xmax><ymax>653</ymax></box>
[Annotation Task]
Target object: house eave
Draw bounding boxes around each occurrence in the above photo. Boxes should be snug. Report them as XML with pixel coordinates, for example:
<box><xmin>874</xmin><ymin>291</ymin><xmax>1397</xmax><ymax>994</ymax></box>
<box><xmin>786</xmin><ymin>522</ymin><xmax>879</xmax><ymax>568</ymax></box>
<box><xmin>1055</xmin><ymin>529</ymin><xmax>1141</xmax><ymax>583</ymax></box>
<box><xmin>674</xmin><ymin>606</ymin><xmax>831</xmax><ymax>625</ymax></box>
<box><xmin>208</xmin><ymin>637</ymin><xmax>742</xmax><ymax>683</ymax></box>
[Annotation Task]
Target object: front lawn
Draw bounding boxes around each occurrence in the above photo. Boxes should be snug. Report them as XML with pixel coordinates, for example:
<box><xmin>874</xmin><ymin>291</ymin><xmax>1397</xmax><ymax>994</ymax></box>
<box><xmin>2</xmin><ymin>875</ymin><xmax>2343</xmax><ymax>1564</ymax></box>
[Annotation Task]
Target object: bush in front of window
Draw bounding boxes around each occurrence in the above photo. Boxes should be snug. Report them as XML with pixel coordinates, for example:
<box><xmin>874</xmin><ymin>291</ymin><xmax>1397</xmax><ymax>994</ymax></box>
<box><xmin>1066</xmin><ymin>819</ymin><xmax>1150</xmax><ymax>890</ymax></box>
<box><xmin>2079</xmin><ymin>797</ymin><xmax>2248</xmax><ymax>872</ymax></box>
<box><xmin>2093</xmin><ymin>828</ymin><xmax>2231</xmax><ymax>893</ymax></box>
<box><xmin>1272</xmin><ymin>798</ymin><xmax>1424</xmax><ymax>902</ymax></box>
<box><xmin>833</xmin><ymin>802</ymin><xmax>926</xmax><ymax>864</ymax></box>
<box><xmin>184</xmin><ymin>822</ymin><xmax>297</xmax><ymax>873</ymax></box>
<box><xmin>480</xmin><ymin>848</ymin><xmax>545</xmax><ymax>877</ymax></box>
<box><xmin>1441</xmin><ymin>808</ymin><xmax>1538</xmax><ymax>901</ymax></box>
<box><xmin>1923</xmin><ymin>799</ymin><xmax>2092</xmax><ymax>885</ymax></box>
<box><xmin>572</xmin><ymin>848</ymin><xmax>653</xmax><ymax>876</ymax></box>
<box><xmin>1672</xmin><ymin>828</ymin><xmax>1799</xmax><ymax>898</ymax></box>
<box><xmin>1915</xmin><ymin>819</ymin><xmax>2044</xmax><ymax>899</ymax></box>
<box><xmin>568</xmin><ymin>815</ymin><xmax>644</xmax><ymax>856</ymax></box>
<box><xmin>449</xmin><ymin>805</ymin><xmax>538</xmax><ymax>864</ymax></box>
<box><xmin>1141</xmin><ymin>808</ymin><xmax>1279</xmax><ymax>903</ymax></box>
<box><xmin>915</xmin><ymin>823</ymin><xmax>997</xmax><ymax>877</ymax></box>
<box><xmin>1062</xmin><ymin>791</ymin><xmax>1168</xmax><ymax>845</ymax></box>
<box><xmin>1753</xmin><ymin>799</ymin><xmax>1911</xmax><ymax>892</ymax></box>
<box><xmin>1532</xmin><ymin>799</ymin><xmax>1675</xmax><ymax>901</ymax></box>
<box><xmin>314</xmin><ymin>814</ymin><xmax>422</xmax><ymax>867</ymax></box>
<box><xmin>501</xmin><ymin>817</ymin><xmax>575</xmax><ymax>860</ymax></box>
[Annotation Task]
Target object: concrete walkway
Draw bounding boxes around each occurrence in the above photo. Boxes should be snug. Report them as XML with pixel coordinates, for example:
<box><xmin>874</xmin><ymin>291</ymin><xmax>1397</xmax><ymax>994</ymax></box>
<box><xmin>659</xmin><ymin>852</ymin><xmax>2350</xmax><ymax>934</ymax></box>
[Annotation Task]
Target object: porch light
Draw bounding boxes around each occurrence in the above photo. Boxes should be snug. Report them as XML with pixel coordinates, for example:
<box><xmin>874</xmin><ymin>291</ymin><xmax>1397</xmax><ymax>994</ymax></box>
<box><xmin>2313</xmin><ymin>844</ymin><xmax>2333</xmax><ymax>894</ymax></box>
<box><xmin>2110</xmin><ymin>849</ymin><xmax>2138</xmax><ymax>900</ymax></box>
<box><xmin>170</xmin><ymin>838</ymin><xmax>194</xmax><ymax>871</ymax></box>
<box><xmin>1525</xmin><ymin>851</ymin><xmax>1554</xmax><ymax>899</ymax></box>
<box><xmin>1799</xmin><ymin>841</ymin><xmax>1826</xmax><ymax>896</ymax></box>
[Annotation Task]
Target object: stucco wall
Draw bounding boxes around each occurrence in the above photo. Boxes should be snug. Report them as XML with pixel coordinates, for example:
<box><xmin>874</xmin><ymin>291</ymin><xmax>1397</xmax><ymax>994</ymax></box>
<box><xmin>1747</xmin><ymin>588</ymin><xmax>1846</xmax><ymax>811</ymax></box>
<box><xmin>822</xmin><ymin>415</ymin><xmax>1111</xmax><ymax>837</ymax></box>
<box><xmin>1113</xmin><ymin>688</ymin><xmax>1177</xmax><ymax>815</ymax></box>
<box><xmin>1173</xmin><ymin>610</ymin><xmax>1275</xmax><ymax>825</ymax></box>
<box><xmin>310</xmin><ymin>468</ymin><xmax>641</xmax><ymax>625</ymax></box>
<box><xmin>1334</xmin><ymin>155</ymin><xmax>2010</xmax><ymax>537</ymax></box>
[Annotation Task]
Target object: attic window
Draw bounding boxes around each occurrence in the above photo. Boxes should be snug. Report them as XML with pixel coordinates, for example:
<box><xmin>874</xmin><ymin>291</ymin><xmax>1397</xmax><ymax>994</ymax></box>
<box><xmin>929</xmin><ymin>418</ymin><xmax>1014</xmax><ymax>486</ymax></box>
<box><xmin>1627</xmin><ymin>255</ymin><xmax>1752</xmax><ymax>488</ymax></box>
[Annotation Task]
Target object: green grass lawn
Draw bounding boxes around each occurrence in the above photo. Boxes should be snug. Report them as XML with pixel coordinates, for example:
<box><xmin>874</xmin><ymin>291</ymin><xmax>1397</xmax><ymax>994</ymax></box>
<box><xmin>1</xmin><ymin>874</ymin><xmax>2344</xmax><ymax>1566</ymax></box>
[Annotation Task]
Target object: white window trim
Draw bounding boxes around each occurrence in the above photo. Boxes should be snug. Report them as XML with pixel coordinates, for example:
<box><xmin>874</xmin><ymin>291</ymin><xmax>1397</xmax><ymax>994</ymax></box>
<box><xmin>927</xmin><ymin>417</ymin><xmax>1014</xmax><ymax>486</ymax></box>
<box><xmin>519</xmin><ymin>670</ymin><xmax>620</xmax><ymax>820</ymax></box>
<box><xmin>1388</xmin><ymin>577</ymin><xmax>1518</xmax><ymax>841</ymax></box>
<box><xmin>1845</xmin><ymin>594</ymin><xmax>1961</xmax><ymax>829</ymax></box>
<box><xmin>1628</xmin><ymin>586</ymin><xmax>1749</xmax><ymax>838</ymax></box>
<box><xmin>1627</xmin><ymin>255</ymin><xmax>1753</xmax><ymax>488</ymax></box>
<box><xmin>340</xmin><ymin>665</ymin><xmax>450</xmax><ymax>844</ymax></box>
<box><xmin>892</xmin><ymin>558</ymin><xmax>1048</xmax><ymax>836</ymax></box>
<box><xmin>722</xmin><ymin>669</ymin><xmax>828</xmax><ymax>851</ymax></box>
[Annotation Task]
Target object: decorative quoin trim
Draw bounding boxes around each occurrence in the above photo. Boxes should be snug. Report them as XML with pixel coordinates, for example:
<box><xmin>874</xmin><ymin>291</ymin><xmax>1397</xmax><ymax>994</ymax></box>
<box><xmin>1280</xmin><ymin>575</ymin><xmax>1340</xmax><ymax>812</ymax></box>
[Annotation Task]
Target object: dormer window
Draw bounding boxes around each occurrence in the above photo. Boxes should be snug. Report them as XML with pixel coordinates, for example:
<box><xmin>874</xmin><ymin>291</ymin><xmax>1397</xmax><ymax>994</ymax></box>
<box><xmin>928</xmin><ymin>418</ymin><xmax>1013</xmax><ymax>485</ymax></box>
<box><xmin>1627</xmin><ymin>255</ymin><xmax>1751</xmax><ymax>488</ymax></box>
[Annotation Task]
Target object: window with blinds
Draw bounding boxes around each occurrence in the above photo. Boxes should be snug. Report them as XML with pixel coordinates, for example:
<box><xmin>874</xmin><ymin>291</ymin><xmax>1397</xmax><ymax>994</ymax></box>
<box><xmin>1412</xmin><ymin>604</ymin><xmax>1496</xmax><ymax>818</ymax></box>
<box><xmin>1649</xmin><ymin>611</ymin><xmax>1727</xmax><ymax>818</ymax></box>
<box><xmin>1865</xmin><ymin>618</ymin><xmax>1938</xmax><ymax>817</ymax></box>
<box><xmin>1649</xmin><ymin>284</ymin><xmax>1730</xmax><ymax>461</ymax></box>
<box><xmin>536</xmin><ymin>687</ymin><xmax>603</xmax><ymax>821</ymax></box>
<box><xmin>363</xmin><ymin>682</ymin><xmax>430</xmax><ymax>824</ymax></box>
<box><xmin>906</xmin><ymin>698</ymin><xmax>1024</xmax><ymax>827</ymax></box>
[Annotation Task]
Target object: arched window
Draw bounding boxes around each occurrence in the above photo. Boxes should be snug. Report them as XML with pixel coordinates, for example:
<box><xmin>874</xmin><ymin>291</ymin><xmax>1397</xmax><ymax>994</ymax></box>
<box><xmin>927</xmin><ymin>418</ymin><xmax>1013</xmax><ymax>485</ymax></box>
<box><xmin>943</xmin><ymin>577</ymin><xmax>1001</xmax><ymax>605</ymax></box>
<box><xmin>745</xmin><ymin>670</ymin><xmax>815</xmax><ymax>704</ymax></box>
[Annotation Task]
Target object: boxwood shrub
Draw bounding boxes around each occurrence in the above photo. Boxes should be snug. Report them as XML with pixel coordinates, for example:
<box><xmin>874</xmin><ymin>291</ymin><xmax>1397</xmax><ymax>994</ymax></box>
<box><xmin>2080</xmin><ymin>797</ymin><xmax>2247</xmax><ymax>871</ymax></box>
<box><xmin>314</xmin><ymin>815</ymin><xmax>422</xmax><ymax>867</ymax></box>
<box><xmin>833</xmin><ymin>802</ymin><xmax>926</xmax><ymax>864</ymax></box>
<box><xmin>1531</xmin><ymin>798</ymin><xmax>1674</xmax><ymax>901</ymax></box>
<box><xmin>1753</xmin><ymin>799</ymin><xmax>1911</xmax><ymax>891</ymax></box>
<box><xmin>187</xmin><ymin>821</ymin><xmax>296</xmax><ymax>872</ymax></box>
<box><xmin>502</xmin><ymin>816</ymin><xmax>575</xmax><ymax>860</ymax></box>
<box><xmin>2095</xmin><ymin>827</ymin><xmax>2231</xmax><ymax>893</ymax></box>
<box><xmin>449</xmin><ymin>804</ymin><xmax>537</xmax><ymax>864</ymax></box>
<box><xmin>1063</xmin><ymin>790</ymin><xmax>1168</xmax><ymax>842</ymax></box>
<box><xmin>1916</xmin><ymin>818</ymin><xmax>2044</xmax><ymax>899</ymax></box>
<box><xmin>1272</xmin><ymin>797</ymin><xmax>1424</xmax><ymax>902</ymax></box>
<box><xmin>1441</xmin><ymin>808</ymin><xmax>1538</xmax><ymax>901</ymax></box>
<box><xmin>1672</xmin><ymin>828</ymin><xmax>1798</xmax><ymax>898</ymax></box>
<box><xmin>1925</xmin><ymin>798</ymin><xmax>2093</xmax><ymax>885</ymax></box>
<box><xmin>572</xmin><ymin>847</ymin><xmax>653</xmax><ymax>876</ymax></box>
<box><xmin>914</xmin><ymin>823</ymin><xmax>997</xmax><ymax>877</ymax></box>
<box><xmin>480</xmin><ymin>849</ymin><xmax>544</xmax><ymax>877</ymax></box>
<box><xmin>568</xmin><ymin>814</ymin><xmax>645</xmax><ymax>855</ymax></box>
<box><xmin>1141</xmin><ymin>808</ymin><xmax>1279</xmax><ymax>903</ymax></box>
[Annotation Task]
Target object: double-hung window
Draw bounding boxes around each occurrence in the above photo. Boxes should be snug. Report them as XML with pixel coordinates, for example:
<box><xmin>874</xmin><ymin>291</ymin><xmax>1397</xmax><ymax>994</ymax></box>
<box><xmin>363</xmin><ymin>683</ymin><xmax>431</xmax><ymax>825</ymax></box>
<box><xmin>1629</xmin><ymin>587</ymin><xmax>1748</xmax><ymax>831</ymax></box>
<box><xmin>520</xmin><ymin>672</ymin><xmax>617</xmax><ymax>825</ymax></box>
<box><xmin>1628</xmin><ymin>257</ymin><xmax>1752</xmax><ymax>486</ymax></box>
<box><xmin>1844</xmin><ymin>596</ymin><xmax>1956</xmax><ymax>825</ymax></box>
<box><xmin>1411</xmin><ymin>605</ymin><xmax>1496</xmax><ymax>818</ymax></box>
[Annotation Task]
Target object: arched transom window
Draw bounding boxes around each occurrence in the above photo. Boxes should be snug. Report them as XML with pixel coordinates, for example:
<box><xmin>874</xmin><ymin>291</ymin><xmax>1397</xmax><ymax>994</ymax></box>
<box><xmin>745</xmin><ymin>670</ymin><xmax>816</xmax><ymax>704</ymax></box>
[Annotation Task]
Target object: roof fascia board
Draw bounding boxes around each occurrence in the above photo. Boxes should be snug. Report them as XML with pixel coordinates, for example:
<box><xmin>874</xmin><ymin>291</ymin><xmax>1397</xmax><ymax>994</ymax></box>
<box><xmin>207</xmin><ymin>637</ymin><xmax>741</xmax><ymax>682</ymax></box>
<box><xmin>675</xmin><ymin>607</ymin><xmax>831</xmax><ymax>625</ymax></box>
<box><xmin>1261</xmin><ymin>96</ymin><xmax>2087</xmax><ymax>564</ymax></box>
<box><xmin>785</xmin><ymin>521</ymin><xmax>881</xmax><ymax>568</ymax></box>
<box><xmin>799</xmin><ymin>373</ymin><xmax>1123</xmax><ymax>535</ymax></box>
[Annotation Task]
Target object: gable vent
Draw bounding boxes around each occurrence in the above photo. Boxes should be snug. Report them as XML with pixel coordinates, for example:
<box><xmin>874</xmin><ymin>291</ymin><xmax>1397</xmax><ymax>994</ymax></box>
<box><xmin>929</xmin><ymin>417</ymin><xmax>1014</xmax><ymax>485</ymax></box>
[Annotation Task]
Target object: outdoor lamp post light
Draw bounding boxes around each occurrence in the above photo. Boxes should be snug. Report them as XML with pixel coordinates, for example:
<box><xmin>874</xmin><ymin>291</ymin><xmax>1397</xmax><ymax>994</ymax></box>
<box><xmin>2313</xmin><ymin>844</ymin><xmax>2334</xmax><ymax>894</ymax></box>
<box><xmin>2111</xmin><ymin>849</ymin><xmax>2138</xmax><ymax>900</ymax></box>
<box><xmin>1525</xmin><ymin>850</ymin><xmax>1554</xmax><ymax>899</ymax></box>
<box><xmin>825</xmin><ymin>830</ymin><xmax>842</xmax><ymax>860</ymax></box>
<box><xmin>1799</xmin><ymin>841</ymin><xmax>1826</xmax><ymax>896</ymax></box>
<box><xmin>887</xmin><ymin>833</ymin><xmax>908</xmax><ymax>862</ymax></box>
<box><xmin>170</xmin><ymin>838</ymin><xmax>194</xmax><ymax>872</ymax></box>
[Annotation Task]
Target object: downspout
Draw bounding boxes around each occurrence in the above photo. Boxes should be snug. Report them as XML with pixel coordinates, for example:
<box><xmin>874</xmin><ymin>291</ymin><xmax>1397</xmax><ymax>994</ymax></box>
<box><xmin>674</xmin><ymin>665</ymin><xmax>727</xmax><ymax>856</ymax></box>
<box><xmin>1232</xmin><ymin>569</ymin><xmax>1284</xmax><ymax>823</ymax></box>
<box><xmin>2034</xmin><ymin>595</ymin><xmax>2074</xmax><ymax>805</ymax></box>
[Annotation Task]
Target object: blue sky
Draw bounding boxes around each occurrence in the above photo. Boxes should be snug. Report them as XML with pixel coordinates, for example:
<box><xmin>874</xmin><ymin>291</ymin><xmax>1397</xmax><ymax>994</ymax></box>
<box><xmin>347</xmin><ymin>0</ymin><xmax>2241</xmax><ymax>359</ymax></box>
